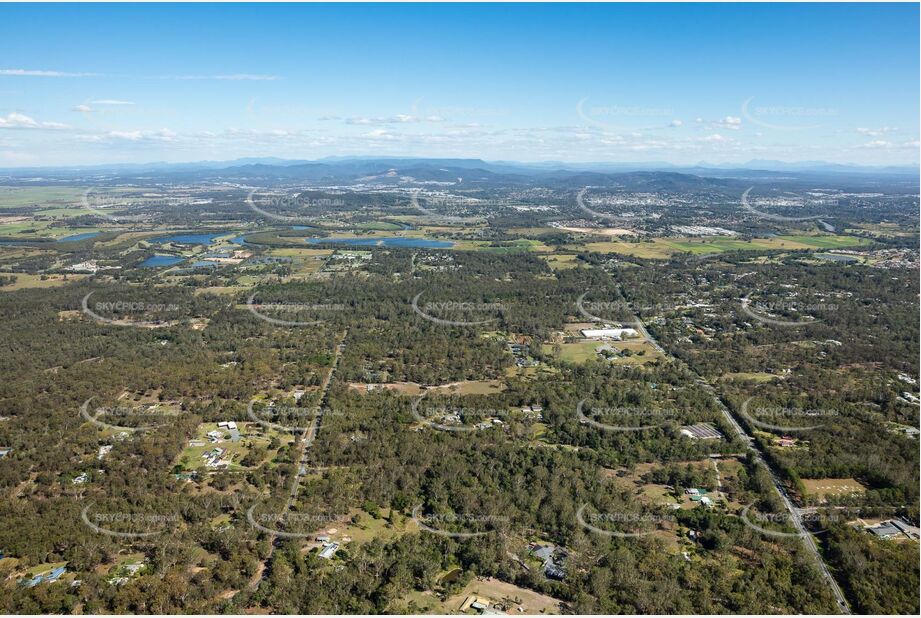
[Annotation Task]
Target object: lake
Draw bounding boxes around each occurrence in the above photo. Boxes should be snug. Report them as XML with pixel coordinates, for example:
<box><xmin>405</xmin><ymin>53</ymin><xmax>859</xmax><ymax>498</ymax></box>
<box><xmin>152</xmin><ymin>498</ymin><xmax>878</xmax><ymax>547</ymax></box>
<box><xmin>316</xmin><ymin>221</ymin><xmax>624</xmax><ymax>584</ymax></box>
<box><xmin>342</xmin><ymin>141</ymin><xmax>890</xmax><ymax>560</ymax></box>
<box><xmin>151</xmin><ymin>233</ymin><xmax>223</xmax><ymax>245</ymax></box>
<box><xmin>57</xmin><ymin>231</ymin><xmax>101</xmax><ymax>242</ymax></box>
<box><xmin>304</xmin><ymin>236</ymin><xmax>453</xmax><ymax>248</ymax></box>
<box><xmin>140</xmin><ymin>255</ymin><xmax>185</xmax><ymax>268</ymax></box>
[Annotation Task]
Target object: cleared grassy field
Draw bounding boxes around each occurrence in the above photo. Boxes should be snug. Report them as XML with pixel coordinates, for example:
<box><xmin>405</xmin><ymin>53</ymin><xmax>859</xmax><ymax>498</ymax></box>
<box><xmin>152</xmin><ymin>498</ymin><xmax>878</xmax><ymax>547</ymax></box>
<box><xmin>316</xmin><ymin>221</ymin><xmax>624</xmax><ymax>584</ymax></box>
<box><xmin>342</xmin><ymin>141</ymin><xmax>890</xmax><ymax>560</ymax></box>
<box><xmin>542</xmin><ymin>341</ymin><xmax>601</xmax><ymax>363</ymax></box>
<box><xmin>582</xmin><ymin>239</ymin><xmax>676</xmax><ymax>258</ymax></box>
<box><xmin>506</xmin><ymin>226</ymin><xmax>561</xmax><ymax>236</ymax></box>
<box><xmin>429</xmin><ymin>379</ymin><xmax>505</xmax><ymax>395</ymax></box>
<box><xmin>847</xmin><ymin>223</ymin><xmax>918</xmax><ymax>238</ymax></box>
<box><xmin>0</xmin><ymin>220</ymin><xmax>107</xmax><ymax>239</ymax></box>
<box><xmin>455</xmin><ymin>239</ymin><xmax>551</xmax><ymax>253</ymax></box>
<box><xmin>175</xmin><ymin>422</ymin><xmax>293</xmax><ymax>472</ymax></box>
<box><xmin>348</xmin><ymin>382</ymin><xmax>424</xmax><ymax>396</ymax></box>
<box><xmin>608</xmin><ymin>340</ymin><xmax>663</xmax><ymax>365</ymax></box>
<box><xmin>268</xmin><ymin>248</ymin><xmax>334</xmax><ymax>258</ymax></box>
<box><xmin>20</xmin><ymin>561</ymin><xmax>69</xmax><ymax>579</ymax></box>
<box><xmin>353</xmin><ymin>221</ymin><xmax>403</xmax><ymax>231</ymax></box>
<box><xmin>776</xmin><ymin>234</ymin><xmax>872</xmax><ymax>249</ymax></box>
<box><xmin>719</xmin><ymin>372</ymin><xmax>781</xmax><ymax>383</ymax></box>
<box><xmin>801</xmin><ymin>477</ymin><xmax>866</xmax><ymax>502</ymax></box>
<box><xmin>332</xmin><ymin>508</ymin><xmax>419</xmax><ymax>545</ymax></box>
<box><xmin>0</xmin><ymin>273</ymin><xmax>89</xmax><ymax>291</ymax></box>
<box><xmin>540</xmin><ymin>253</ymin><xmax>584</xmax><ymax>270</ymax></box>
<box><xmin>0</xmin><ymin>186</ymin><xmax>86</xmax><ymax>209</ymax></box>
<box><xmin>583</xmin><ymin>234</ymin><xmax>869</xmax><ymax>258</ymax></box>
<box><xmin>442</xmin><ymin>577</ymin><xmax>563</xmax><ymax>615</ymax></box>
<box><xmin>543</xmin><ymin>339</ymin><xmax>660</xmax><ymax>365</ymax></box>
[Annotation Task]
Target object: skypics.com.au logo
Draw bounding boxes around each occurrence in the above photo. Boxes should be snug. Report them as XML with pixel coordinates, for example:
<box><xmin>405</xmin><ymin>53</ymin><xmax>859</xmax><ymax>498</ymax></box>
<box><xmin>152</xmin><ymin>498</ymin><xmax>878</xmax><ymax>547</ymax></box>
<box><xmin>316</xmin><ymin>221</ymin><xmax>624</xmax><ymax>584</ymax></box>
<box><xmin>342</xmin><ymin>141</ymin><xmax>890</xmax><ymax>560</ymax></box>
<box><xmin>81</xmin><ymin>504</ymin><xmax>179</xmax><ymax>538</ymax></box>
<box><xmin>246</xmin><ymin>506</ymin><xmax>351</xmax><ymax>539</ymax></box>
<box><xmin>246</xmin><ymin>295</ymin><xmax>347</xmax><ymax>327</ymax></box>
<box><xmin>246</xmin><ymin>400</ymin><xmax>339</xmax><ymax>433</ymax></box>
<box><xmin>411</xmin><ymin>506</ymin><xmax>509</xmax><ymax>539</ymax></box>
<box><xmin>740</xmin><ymin>187</ymin><xmax>826</xmax><ymax>223</ymax></box>
<box><xmin>81</xmin><ymin>187</ymin><xmax>178</xmax><ymax>223</ymax></box>
<box><xmin>737</xmin><ymin>504</ymin><xmax>844</xmax><ymax>539</ymax></box>
<box><xmin>575</xmin><ymin>98</ymin><xmax>676</xmax><ymax>132</ymax></box>
<box><xmin>411</xmin><ymin>290</ymin><xmax>507</xmax><ymax>327</ymax></box>
<box><xmin>408</xmin><ymin>191</ymin><xmax>483</xmax><ymax>224</ymax></box>
<box><xmin>81</xmin><ymin>292</ymin><xmax>183</xmax><ymax>328</ymax></box>
<box><xmin>575</xmin><ymin>291</ymin><xmax>649</xmax><ymax>329</ymax></box>
<box><xmin>739</xmin><ymin>397</ymin><xmax>838</xmax><ymax>433</ymax></box>
<box><xmin>246</xmin><ymin>189</ymin><xmax>345</xmax><ymax>223</ymax></box>
<box><xmin>740</xmin><ymin>295</ymin><xmax>837</xmax><ymax>327</ymax></box>
<box><xmin>576</xmin><ymin>504</ymin><xmax>676</xmax><ymax>538</ymax></box>
<box><xmin>740</xmin><ymin>97</ymin><xmax>837</xmax><ymax>132</ymax></box>
<box><xmin>79</xmin><ymin>398</ymin><xmax>172</xmax><ymax>433</ymax></box>
<box><xmin>576</xmin><ymin>399</ymin><xmax>682</xmax><ymax>432</ymax></box>
<box><xmin>410</xmin><ymin>393</ymin><xmax>512</xmax><ymax>432</ymax></box>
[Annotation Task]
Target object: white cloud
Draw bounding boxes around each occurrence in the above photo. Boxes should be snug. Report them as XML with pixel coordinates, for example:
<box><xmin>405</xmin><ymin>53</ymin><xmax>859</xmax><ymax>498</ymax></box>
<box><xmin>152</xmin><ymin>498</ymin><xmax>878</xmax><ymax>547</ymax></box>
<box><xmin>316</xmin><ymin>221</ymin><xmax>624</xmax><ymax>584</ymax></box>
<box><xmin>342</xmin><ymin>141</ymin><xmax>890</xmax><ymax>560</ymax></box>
<box><xmin>0</xmin><ymin>112</ymin><xmax>68</xmax><ymax>130</ymax></box>
<box><xmin>669</xmin><ymin>119</ymin><xmax>683</xmax><ymax>127</ymax></box>
<box><xmin>717</xmin><ymin>116</ymin><xmax>742</xmax><ymax>130</ymax></box>
<box><xmin>856</xmin><ymin>126</ymin><xmax>897</xmax><ymax>137</ymax></box>
<box><xmin>701</xmin><ymin>133</ymin><xmax>727</xmax><ymax>142</ymax></box>
<box><xmin>72</xmin><ymin>99</ymin><xmax>136</xmax><ymax>113</ymax></box>
<box><xmin>859</xmin><ymin>138</ymin><xmax>920</xmax><ymax>150</ymax></box>
<box><xmin>0</xmin><ymin>68</ymin><xmax>101</xmax><ymax>77</ymax></box>
<box><xmin>100</xmin><ymin>128</ymin><xmax>176</xmax><ymax>142</ymax></box>
<box><xmin>345</xmin><ymin>114</ymin><xmax>443</xmax><ymax>126</ymax></box>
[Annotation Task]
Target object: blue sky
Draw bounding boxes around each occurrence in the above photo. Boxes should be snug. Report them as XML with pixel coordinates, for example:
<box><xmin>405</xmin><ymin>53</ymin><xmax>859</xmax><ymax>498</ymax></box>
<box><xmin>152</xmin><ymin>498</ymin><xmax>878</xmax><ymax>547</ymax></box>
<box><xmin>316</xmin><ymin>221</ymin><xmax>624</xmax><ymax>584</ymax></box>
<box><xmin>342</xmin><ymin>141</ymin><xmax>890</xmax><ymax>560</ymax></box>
<box><xmin>0</xmin><ymin>2</ymin><xmax>918</xmax><ymax>167</ymax></box>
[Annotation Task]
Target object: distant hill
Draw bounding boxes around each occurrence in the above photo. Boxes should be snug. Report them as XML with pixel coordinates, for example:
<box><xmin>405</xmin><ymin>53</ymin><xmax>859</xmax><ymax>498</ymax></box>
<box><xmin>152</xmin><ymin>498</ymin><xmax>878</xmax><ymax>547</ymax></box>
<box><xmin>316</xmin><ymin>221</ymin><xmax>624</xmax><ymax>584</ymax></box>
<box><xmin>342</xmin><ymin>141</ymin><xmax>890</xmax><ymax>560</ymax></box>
<box><xmin>1</xmin><ymin>157</ymin><xmax>916</xmax><ymax>192</ymax></box>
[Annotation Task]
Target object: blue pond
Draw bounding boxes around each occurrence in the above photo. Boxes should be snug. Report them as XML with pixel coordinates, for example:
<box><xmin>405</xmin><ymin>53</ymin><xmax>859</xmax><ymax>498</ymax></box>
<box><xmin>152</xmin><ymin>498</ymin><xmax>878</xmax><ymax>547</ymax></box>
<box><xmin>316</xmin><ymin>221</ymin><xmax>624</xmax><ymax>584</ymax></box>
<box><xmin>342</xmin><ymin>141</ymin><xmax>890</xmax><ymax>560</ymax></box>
<box><xmin>57</xmin><ymin>231</ymin><xmax>101</xmax><ymax>242</ymax></box>
<box><xmin>152</xmin><ymin>233</ymin><xmax>223</xmax><ymax>245</ymax></box>
<box><xmin>140</xmin><ymin>255</ymin><xmax>184</xmax><ymax>268</ymax></box>
<box><xmin>305</xmin><ymin>236</ymin><xmax>453</xmax><ymax>249</ymax></box>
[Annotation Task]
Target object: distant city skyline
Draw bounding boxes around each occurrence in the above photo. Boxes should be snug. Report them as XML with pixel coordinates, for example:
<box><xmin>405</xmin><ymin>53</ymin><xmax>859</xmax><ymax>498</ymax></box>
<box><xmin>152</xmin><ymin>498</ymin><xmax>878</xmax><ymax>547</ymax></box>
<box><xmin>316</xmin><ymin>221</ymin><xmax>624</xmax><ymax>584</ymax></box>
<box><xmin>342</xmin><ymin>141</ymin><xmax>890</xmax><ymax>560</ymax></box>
<box><xmin>1</xmin><ymin>2</ymin><xmax>918</xmax><ymax>167</ymax></box>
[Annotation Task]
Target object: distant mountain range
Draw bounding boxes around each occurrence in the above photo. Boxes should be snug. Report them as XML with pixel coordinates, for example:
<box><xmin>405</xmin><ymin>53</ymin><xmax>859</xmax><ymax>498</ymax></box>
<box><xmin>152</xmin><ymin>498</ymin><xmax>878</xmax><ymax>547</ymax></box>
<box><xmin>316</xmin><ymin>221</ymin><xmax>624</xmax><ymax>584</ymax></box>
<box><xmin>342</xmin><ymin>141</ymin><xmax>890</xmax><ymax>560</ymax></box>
<box><xmin>1</xmin><ymin>156</ymin><xmax>917</xmax><ymax>176</ymax></box>
<box><xmin>1</xmin><ymin>158</ymin><xmax>917</xmax><ymax>193</ymax></box>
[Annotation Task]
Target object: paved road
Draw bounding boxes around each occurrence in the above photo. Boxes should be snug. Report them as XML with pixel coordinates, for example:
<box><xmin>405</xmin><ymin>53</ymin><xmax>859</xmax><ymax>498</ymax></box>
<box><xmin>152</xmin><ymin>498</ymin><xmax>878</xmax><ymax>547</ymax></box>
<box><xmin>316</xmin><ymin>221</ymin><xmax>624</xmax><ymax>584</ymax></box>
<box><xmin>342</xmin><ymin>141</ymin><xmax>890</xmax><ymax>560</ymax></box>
<box><xmin>631</xmin><ymin>312</ymin><xmax>851</xmax><ymax>614</ymax></box>
<box><xmin>288</xmin><ymin>333</ymin><xmax>346</xmax><ymax>503</ymax></box>
<box><xmin>631</xmin><ymin>318</ymin><xmax>666</xmax><ymax>355</ymax></box>
<box><xmin>285</xmin><ymin>331</ymin><xmax>346</xmax><ymax>502</ymax></box>
<box><xmin>250</xmin><ymin>330</ymin><xmax>347</xmax><ymax>591</ymax></box>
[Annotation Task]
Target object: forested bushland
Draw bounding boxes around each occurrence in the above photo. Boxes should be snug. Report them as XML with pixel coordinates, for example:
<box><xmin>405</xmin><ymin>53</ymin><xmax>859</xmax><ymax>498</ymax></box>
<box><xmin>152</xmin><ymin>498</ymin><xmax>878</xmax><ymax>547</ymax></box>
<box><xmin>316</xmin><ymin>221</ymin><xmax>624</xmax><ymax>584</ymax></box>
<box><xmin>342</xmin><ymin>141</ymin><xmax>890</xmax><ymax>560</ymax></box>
<box><xmin>1</xmin><ymin>206</ymin><xmax>918</xmax><ymax>613</ymax></box>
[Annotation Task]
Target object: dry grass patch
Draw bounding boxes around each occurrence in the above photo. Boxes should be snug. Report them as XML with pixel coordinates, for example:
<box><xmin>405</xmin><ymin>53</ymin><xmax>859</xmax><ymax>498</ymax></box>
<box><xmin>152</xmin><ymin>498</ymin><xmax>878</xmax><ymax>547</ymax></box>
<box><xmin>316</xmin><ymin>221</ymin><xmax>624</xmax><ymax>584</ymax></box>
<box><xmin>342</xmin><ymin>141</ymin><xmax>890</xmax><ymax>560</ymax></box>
<box><xmin>801</xmin><ymin>478</ymin><xmax>866</xmax><ymax>502</ymax></box>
